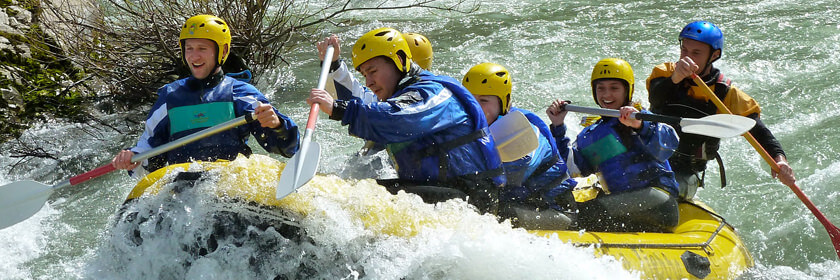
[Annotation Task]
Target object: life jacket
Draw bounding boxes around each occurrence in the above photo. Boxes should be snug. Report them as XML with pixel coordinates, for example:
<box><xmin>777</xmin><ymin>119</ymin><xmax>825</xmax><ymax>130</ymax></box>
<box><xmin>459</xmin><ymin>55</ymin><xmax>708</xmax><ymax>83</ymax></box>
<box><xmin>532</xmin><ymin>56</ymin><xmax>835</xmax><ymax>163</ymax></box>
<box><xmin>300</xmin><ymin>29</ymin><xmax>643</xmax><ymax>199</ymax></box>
<box><xmin>649</xmin><ymin>67</ymin><xmax>733</xmax><ymax>187</ymax></box>
<box><xmin>385</xmin><ymin>71</ymin><xmax>505</xmax><ymax>188</ymax></box>
<box><xmin>499</xmin><ymin>108</ymin><xmax>569</xmax><ymax>204</ymax></box>
<box><xmin>158</xmin><ymin>75</ymin><xmax>252</xmax><ymax>166</ymax></box>
<box><xmin>502</xmin><ymin>108</ymin><xmax>564</xmax><ymax>186</ymax></box>
<box><xmin>574</xmin><ymin>116</ymin><xmax>679</xmax><ymax>196</ymax></box>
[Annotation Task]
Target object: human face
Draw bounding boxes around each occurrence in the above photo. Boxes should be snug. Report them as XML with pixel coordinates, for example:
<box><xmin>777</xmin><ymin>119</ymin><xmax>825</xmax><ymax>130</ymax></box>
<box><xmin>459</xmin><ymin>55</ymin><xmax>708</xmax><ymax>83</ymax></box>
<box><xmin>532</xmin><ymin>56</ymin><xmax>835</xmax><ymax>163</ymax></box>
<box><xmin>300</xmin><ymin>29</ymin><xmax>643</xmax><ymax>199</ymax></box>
<box><xmin>594</xmin><ymin>79</ymin><xmax>627</xmax><ymax>110</ymax></box>
<box><xmin>358</xmin><ymin>56</ymin><xmax>402</xmax><ymax>101</ymax></box>
<box><xmin>474</xmin><ymin>95</ymin><xmax>502</xmax><ymax>125</ymax></box>
<box><xmin>184</xmin><ymin>38</ymin><xmax>219</xmax><ymax>80</ymax></box>
<box><xmin>680</xmin><ymin>38</ymin><xmax>720</xmax><ymax>75</ymax></box>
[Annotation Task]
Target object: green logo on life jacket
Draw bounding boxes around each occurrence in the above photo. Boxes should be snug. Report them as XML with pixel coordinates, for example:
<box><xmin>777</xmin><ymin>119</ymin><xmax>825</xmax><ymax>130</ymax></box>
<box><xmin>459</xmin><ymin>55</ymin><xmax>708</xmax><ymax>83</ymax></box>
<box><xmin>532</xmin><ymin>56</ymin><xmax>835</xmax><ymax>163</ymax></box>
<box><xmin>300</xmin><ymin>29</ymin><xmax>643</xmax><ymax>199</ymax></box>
<box><xmin>168</xmin><ymin>102</ymin><xmax>235</xmax><ymax>135</ymax></box>
<box><xmin>580</xmin><ymin>133</ymin><xmax>627</xmax><ymax>167</ymax></box>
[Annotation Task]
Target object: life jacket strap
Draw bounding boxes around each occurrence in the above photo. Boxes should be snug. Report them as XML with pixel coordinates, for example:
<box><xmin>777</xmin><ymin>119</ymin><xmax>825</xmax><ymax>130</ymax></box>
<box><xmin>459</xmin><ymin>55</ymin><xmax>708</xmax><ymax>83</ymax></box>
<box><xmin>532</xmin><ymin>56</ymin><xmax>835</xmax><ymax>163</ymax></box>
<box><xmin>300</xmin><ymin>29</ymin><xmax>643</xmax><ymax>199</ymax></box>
<box><xmin>418</xmin><ymin>128</ymin><xmax>489</xmax><ymax>181</ymax></box>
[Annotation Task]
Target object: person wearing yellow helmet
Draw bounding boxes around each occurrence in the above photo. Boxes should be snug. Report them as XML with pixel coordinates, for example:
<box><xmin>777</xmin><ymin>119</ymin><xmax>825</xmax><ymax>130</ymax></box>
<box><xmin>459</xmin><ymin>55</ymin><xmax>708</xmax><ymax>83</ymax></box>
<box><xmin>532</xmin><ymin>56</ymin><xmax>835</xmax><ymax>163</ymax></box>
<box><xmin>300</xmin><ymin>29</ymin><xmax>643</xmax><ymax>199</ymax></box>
<box><xmin>111</xmin><ymin>15</ymin><xmax>300</xmax><ymax>175</ymax></box>
<box><xmin>317</xmin><ymin>31</ymin><xmax>435</xmax><ymax>106</ymax></box>
<box><xmin>318</xmin><ymin>32</ymin><xmax>435</xmax><ymax>159</ymax></box>
<box><xmin>546</xmin><ymin>58</ymin><xmax>680</xmax><ymax>232</ymax></box>
<box><xmin>647</xmin><ymin>21</ymin><xmax>795</xmax><ymax>199</ymax></box>
<box><xmin>462</xmin><ymin>62</ymin><xmax>576</xmax><ymax>229</ymax></box>
<box><xmin>308</xmin><ymin>28</ymin><xmax>505</xmax><ymax>214</ymax></box>
<box><xmin>403</xmin><ymin>33</ymin><xmax>433</xmax><ymax>70</ymax></box>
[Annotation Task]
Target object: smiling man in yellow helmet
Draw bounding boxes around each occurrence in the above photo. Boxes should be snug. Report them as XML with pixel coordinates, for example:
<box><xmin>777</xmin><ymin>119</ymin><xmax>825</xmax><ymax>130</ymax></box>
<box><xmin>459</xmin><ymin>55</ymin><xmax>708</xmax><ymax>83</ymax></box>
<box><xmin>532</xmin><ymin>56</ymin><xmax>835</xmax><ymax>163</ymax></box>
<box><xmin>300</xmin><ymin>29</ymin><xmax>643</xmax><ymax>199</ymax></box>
<box><xmin>463</xmin><ymin>62</ymin><xmax>576</xmax><ymax>229</ymax></box>
<box><xmin>111</xmin><ymin>15</ymin><xmax>299</xmax><ymax>175</ymax></box>
<box><xmin>308</xmin><ymin>28</ymin><xmax>504</xmax><ymax>214</ymax></box>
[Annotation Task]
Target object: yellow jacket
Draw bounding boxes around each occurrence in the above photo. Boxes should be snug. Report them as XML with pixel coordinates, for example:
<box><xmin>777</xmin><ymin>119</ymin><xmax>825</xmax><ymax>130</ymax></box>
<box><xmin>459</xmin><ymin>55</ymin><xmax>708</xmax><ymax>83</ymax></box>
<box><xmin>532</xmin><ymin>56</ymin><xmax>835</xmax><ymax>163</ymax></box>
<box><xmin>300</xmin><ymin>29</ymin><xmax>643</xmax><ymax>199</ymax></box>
<box><xmin>646</xmin><ymin>62</ymin><xmax>761</xmax><ymax>117</ymax></box>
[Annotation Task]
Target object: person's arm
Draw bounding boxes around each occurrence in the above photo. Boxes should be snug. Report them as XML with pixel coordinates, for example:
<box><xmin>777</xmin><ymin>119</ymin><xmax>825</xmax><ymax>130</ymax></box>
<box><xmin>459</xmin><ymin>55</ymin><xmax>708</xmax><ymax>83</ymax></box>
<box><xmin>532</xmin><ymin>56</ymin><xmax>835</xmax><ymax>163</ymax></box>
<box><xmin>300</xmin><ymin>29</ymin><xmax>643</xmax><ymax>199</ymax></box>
<box><xmin>747</xmin><ymin>113</ymin><xmax>796</xmax><ymax>185</ymax></box>
<box><xmin>722</xmin><ymin>85</ymin><xmax>795</xmax><ymax>184</ymax></box>
<box><xmin>234</xmin><ymin>83</ymin><xmax>300</xmax><ymax>158</ymax></box>
<box><xmin>117</xmin><ymin>91</ymin><xmax>171</xmax><ymax>176</ymax></box>
<box><xmin>748</xmin><ymin>114</ymin><xmax>785</xmax><ymax>159</ymax></box>
<box><xmin>316</xmin><ymin>35</ymin><xmax>378</xmax><ymax>104</ymax></box>
<box><xmin>337</xmin><ymin>87</ymin><xmax>469</xmax><ymax>143</ymax></box>
<box><xmin>330</xmin><ymin>61</ymin><xmax>379</xmax><ymax>104</ymax></box>
<box><xmin>549</xmin><ymin>123</ymin><xmax>591</xmax><ymax>177</ymax></box>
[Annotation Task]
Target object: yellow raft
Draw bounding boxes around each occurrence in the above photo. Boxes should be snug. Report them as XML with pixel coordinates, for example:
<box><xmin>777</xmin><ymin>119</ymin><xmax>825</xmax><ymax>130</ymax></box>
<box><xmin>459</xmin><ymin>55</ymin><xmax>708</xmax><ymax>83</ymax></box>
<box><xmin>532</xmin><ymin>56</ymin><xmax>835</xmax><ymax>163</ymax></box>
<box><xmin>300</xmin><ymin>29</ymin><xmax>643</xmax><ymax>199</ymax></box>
<box><xmin>529</xmin><ymin>201</ymin><xmax>754</xmax><ymax>279</ymax></box>
<box><xmin>125</xmin><ymin>155</ymin><xmax>754</xmax><ymax>279</ymax></box>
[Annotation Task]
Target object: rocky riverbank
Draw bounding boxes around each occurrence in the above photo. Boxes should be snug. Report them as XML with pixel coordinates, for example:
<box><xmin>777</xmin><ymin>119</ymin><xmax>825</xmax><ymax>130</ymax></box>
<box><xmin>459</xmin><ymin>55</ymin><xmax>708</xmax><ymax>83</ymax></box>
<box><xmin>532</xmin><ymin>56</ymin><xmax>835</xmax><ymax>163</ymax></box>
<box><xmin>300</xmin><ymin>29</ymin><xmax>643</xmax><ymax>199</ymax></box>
<box><xmin>0</xmin><ymin>0</ymin><xmax>90</xmax><ymax>142</ymax></box>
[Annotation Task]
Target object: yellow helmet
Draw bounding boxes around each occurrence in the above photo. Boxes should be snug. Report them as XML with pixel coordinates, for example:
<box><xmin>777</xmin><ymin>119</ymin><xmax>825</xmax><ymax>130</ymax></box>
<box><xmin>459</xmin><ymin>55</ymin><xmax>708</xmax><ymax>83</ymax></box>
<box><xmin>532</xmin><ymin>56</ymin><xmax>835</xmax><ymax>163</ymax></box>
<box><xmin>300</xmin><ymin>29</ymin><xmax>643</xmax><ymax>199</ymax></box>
<box><xmin>462</xmin><ymin>63</ymin><xmax>512</xmax><ymax>115</ymax></box>
<box><xmin>352</xmin><ymin>27</ymin><xmax>413</xmax><ymax>73</ymax></box>
<box><xmin>179</xmin><ymin>15</ymin><xmax>232</xmax><ymax>65</ymax></box>
<box><xmin>404</xmin><ymin>33</ymin><xmax>433</xmax><ymax>70</ymax></box>
<box><xmin>590</xmin><ymin>58</ymin><xmax>634</xmax><ymax>104</ymax></box>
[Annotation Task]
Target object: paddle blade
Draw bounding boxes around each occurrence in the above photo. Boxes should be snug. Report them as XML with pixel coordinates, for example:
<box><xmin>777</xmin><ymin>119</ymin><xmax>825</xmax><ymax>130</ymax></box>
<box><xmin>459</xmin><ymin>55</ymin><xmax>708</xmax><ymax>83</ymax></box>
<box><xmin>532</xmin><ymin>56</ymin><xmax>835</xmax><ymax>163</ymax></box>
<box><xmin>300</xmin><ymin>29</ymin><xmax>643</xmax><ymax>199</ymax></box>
<box><xmin>680</xmin><ymin>114</ymin><xmax>756</xmax><ymax>138</ymax></box>
<box><xmin>277</xmin><ymin>141</ymin><xmax>320</xmax><ymax>199</ymax></box>
<box><xmin>0</xmin><ymin>180</ymin><xmax>53</xmax><ymax>229</ymax></box>
<box><xmin>489</xmin><ymin>110</ymin><xmax>539</xmax><ymax>162</ymax></box>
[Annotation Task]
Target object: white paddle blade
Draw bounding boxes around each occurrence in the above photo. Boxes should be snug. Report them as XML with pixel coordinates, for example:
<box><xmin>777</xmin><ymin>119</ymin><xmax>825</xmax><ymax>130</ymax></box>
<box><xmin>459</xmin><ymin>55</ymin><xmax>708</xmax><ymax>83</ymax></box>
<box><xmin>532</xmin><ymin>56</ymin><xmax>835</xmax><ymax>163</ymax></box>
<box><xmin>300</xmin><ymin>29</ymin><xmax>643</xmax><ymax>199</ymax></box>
<box><xmin>680</xmin><ymin>114</ymin><xmax>756</xmax><ymax>138</ymax></box>
<box><xmin>276</xmin><ymin>142</ymin><xmax>320</xmax><ymax>199</ymax></box>
<box><xmin>489</xmin><ymin>110</ymin><xmax>539</xmax><ymax>162</ymax></box>
<box><xmin>0</xmin><ymin>180</ymin><xmax>53</xmax><ymax>229</ymax></box>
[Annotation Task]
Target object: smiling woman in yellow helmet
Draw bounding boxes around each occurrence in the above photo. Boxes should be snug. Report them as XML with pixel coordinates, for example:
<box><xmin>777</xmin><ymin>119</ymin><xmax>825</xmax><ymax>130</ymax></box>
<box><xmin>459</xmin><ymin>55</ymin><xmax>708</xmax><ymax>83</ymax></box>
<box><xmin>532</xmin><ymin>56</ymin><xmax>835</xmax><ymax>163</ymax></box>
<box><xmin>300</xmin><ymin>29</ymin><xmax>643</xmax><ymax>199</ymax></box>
<box><xmin>111</xmin><ymin>15</ymin><xmax>300</xmax><ymax>175</ymax></box>
<box><xmin>307</xmin><ymin>28</ymin><xmax>505</xmax><ymax>215</ymax></box>
<box><xmin>546</xmin><ymin>58</ymin><xmax>680</xmax><ymax>232</ymax></box>
<box><xmin>463</xmin><ymin>62</ymin><xmax>576</xmax><ymax>229</ymax></box>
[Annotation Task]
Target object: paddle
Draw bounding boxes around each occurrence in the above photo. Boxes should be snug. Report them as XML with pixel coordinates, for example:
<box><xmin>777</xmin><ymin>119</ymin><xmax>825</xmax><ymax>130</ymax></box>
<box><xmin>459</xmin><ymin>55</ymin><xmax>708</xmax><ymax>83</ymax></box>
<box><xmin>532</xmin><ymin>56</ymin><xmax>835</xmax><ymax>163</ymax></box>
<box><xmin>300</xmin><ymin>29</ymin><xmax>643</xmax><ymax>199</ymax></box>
<box><xmin>691</xmin><ymin>73</ymin><xmax>840</xmax><ymax>258</ymax></box>
<box><xmin>489</xmin><ymin>110</ymin><xmax>540</xmax><ymax>162</ymax></box>
<box><xmin>276</xmin><ymin>46</ymin><xmax>334</xmax><ymax>199</ymax></box>
<box><xmin>0</xmin><ymin>112</ymin><xmax>257</xmax><ymax>230</ymax></box>
<box><xmin>563</xmin><ymin>104</ymin><xmax>756</xmax><ymax>138</ymax></box>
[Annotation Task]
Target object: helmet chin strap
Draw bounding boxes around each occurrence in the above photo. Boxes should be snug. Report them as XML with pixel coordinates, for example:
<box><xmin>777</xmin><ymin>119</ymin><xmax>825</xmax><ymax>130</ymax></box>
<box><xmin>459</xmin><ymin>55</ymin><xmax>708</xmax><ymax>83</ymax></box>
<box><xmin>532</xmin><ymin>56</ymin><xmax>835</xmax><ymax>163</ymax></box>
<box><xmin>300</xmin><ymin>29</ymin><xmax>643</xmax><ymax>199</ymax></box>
<box><xmin>698</xmin><ymin>48</ymin><xmax>720</xmax><ymax>78</ymax></box>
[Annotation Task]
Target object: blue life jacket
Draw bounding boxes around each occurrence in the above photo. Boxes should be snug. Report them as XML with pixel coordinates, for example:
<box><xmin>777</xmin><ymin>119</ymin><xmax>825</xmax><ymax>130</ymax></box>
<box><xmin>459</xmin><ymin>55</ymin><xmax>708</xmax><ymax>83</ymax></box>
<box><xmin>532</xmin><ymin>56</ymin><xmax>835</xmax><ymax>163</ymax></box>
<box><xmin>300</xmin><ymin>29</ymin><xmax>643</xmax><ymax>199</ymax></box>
<box><xmin>500</xmin><ymin>108</ymin><xmax>573</xmax><ymax>204</ymax></box>
<box><xmin>561</xmin><ymin>114</ymin><xmax>679</xmax><ymax>195</ymax></box>
<box><xmin>131</xmin><ymin>74</ymin><xmax>299</xmax><ymax>172</ymax></box>
<box><xmin>339</xmin><ymin>70</ymin><xmax>504</xmax><ymax>187</ymax></box>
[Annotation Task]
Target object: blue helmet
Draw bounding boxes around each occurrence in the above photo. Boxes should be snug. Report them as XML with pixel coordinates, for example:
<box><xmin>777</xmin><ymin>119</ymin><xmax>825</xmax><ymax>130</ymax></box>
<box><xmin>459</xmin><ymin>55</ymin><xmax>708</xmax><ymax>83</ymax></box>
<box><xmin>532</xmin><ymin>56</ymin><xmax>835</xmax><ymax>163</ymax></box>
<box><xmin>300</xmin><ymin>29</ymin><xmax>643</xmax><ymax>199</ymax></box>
<box><xmin>679</xmin><ymin>21</ymin><xmax>723</xmax><ymax>51</ymax></box>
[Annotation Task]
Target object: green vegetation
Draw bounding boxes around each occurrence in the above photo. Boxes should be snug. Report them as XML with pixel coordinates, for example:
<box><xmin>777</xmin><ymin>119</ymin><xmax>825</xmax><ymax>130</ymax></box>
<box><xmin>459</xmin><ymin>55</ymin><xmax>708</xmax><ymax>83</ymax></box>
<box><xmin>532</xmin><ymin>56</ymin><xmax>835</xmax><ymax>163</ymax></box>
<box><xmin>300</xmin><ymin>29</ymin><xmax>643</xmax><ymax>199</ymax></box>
<box><xmin>1</xmin><ymin>0</ymin><xmax>477</xmax><ymax>144</ymax></box>
<box><xmin>0</xmin><ymin>14</ymin><xmax>90</xmax><ymax>142</ymax></box>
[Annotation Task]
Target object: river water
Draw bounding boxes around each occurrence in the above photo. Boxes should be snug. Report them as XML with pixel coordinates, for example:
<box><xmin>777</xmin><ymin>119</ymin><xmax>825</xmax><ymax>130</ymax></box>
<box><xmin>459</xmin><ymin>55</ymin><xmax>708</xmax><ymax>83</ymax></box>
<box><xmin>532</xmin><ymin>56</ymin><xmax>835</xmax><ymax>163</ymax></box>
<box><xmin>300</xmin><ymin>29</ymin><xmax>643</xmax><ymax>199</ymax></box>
<box><xmin>2</xmin><ymin>0</ymin><xmax>839</xmax><ymax>279</ymax></box>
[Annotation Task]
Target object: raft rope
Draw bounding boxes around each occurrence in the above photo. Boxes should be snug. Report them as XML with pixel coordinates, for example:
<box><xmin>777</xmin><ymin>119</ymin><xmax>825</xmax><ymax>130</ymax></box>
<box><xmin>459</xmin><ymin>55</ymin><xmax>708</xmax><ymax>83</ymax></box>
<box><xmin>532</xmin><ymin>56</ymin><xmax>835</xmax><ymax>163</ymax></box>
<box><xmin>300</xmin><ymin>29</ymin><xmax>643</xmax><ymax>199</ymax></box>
<box><xmin>570</xmin><ymin>201</ymin><xmax>729</xmax><ymax>251</ymax></box>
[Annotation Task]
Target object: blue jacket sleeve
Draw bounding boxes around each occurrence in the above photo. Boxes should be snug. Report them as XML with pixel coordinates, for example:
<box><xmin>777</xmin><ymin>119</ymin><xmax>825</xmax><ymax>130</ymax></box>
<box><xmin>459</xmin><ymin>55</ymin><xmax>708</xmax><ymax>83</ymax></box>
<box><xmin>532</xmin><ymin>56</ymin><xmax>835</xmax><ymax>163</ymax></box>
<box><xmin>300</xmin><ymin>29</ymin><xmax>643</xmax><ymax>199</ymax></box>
<box><xmin>633</xmin><ymin>120</ymin><xmax>679</xmax><ymax>162</ymax></box>
<box><xmin>550</xmin><ymin>124</ymin><xmax>593</xmax><ymax>177</ymax></box>
<box><xmin>127</xmin><ymin>87</ymin><xmax>173</xmax><ymax>173</ymax></box>
<box><xmin>233</xmin><ymin>83</ymin><xmax>300</xmax><ymax>158</ymax></box>
<box><xmin>340</xmin><ymin>86</ymin><xmax>470</xmax><ymax>144</ymax></box>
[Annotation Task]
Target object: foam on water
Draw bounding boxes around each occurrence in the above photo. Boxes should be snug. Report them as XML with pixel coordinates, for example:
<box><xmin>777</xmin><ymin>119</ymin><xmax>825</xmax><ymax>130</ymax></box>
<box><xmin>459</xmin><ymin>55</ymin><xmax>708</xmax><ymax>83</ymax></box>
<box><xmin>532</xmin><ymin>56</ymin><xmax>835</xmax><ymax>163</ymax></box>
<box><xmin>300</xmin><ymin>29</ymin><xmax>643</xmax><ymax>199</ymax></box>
<box><xmin>85</xmin><ymin>155</ymin><xmax>636</xmax><ymax>279</ymax></box>
<box><xmin>0</xmin><ymin>198</ymin><xmax>58</xmax><ymax>279</ymax></box>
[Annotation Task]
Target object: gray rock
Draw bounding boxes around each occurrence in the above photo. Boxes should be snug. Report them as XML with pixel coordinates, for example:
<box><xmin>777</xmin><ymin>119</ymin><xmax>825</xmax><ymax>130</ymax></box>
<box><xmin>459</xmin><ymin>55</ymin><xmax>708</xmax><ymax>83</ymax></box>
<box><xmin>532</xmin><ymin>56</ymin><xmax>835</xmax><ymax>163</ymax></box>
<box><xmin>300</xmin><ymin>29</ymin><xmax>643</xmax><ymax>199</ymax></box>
<box><xmin>9</xmin><ymin>6</ymin><xmax>32</xmax><ymax>25</ymax></box>
<box><xmin>0</xmin><ymin>9</ymin><xmax>17</xmax><ymax>34</ymax></box>
<box><xmin>16</xmin><ymin>44</ymin><xmax>31</xmax><ymax>59</ymax></box>
<box><xmin>1</xmin><ymin>86</ymin><xmax>25</xmax><ymax>113</ymax></box>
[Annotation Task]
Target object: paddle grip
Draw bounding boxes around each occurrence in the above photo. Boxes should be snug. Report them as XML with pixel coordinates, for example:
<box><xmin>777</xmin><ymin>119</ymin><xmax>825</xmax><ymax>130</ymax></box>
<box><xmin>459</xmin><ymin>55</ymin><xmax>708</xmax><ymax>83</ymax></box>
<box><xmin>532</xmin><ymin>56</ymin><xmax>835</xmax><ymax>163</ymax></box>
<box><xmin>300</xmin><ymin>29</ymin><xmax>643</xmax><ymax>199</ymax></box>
<box><xmin>68</xmin><ymin>163</ymin><xmax>116</xmax><ymax>186</ymax></box>
<box><xmin>305</xmin><ymin>45</ymin><xmax>333</xmax><ymax>130</ymax></box>
<box><xmin>306</xmin><ymin>103</ymin><xmax>320</xmax><ymax>129</ymax></box>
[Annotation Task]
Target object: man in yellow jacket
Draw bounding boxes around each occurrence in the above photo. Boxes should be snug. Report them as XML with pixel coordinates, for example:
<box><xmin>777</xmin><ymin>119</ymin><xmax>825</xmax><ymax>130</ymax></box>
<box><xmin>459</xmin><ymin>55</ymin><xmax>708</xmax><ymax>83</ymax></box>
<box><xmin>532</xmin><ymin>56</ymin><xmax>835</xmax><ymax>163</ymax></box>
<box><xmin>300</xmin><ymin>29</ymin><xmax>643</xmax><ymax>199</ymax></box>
<box><xmin>646</xmin><ymin>20</ymin><xmax>795</xmax><ymax>199</ymax></box>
